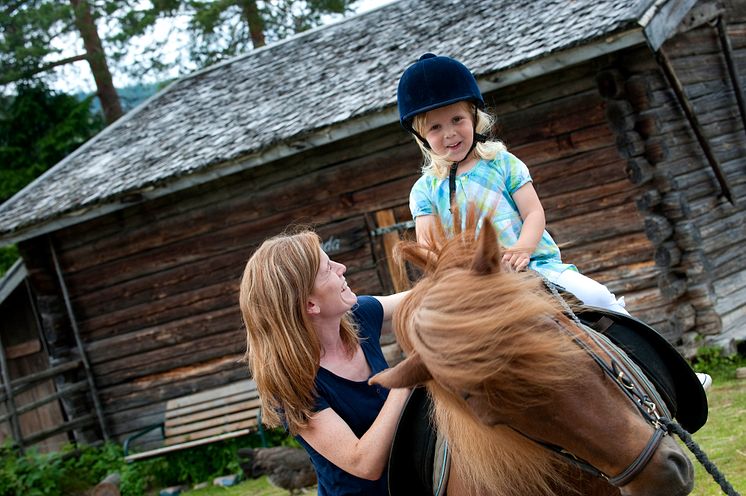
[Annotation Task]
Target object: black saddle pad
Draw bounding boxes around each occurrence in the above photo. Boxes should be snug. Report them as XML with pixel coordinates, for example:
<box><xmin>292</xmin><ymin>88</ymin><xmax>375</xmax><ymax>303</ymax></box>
<box><xmin>577</xmin><ymin>307</ymin><xmax>708</xmax><ymax>433</ymax></box>
<box><xmin>388</xmin><ymin>387</ymin><xmax>436</xmax><ymax>496</ymax></box>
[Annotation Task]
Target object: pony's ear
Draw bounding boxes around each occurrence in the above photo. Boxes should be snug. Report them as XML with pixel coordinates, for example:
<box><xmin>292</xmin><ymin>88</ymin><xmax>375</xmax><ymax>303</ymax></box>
<box><xmin>471</xmin><ymin>220</ymin><xmax>501</xmax><ymax>275</ymax></box>
<box><xmin>369</xmin><ymin>352</ymin><xmax>432</xmax><ymax>389</ymax></box>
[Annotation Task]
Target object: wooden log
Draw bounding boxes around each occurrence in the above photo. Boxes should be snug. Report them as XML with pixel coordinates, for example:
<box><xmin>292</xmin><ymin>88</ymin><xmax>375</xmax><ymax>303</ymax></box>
<box><xmin>626</xmin><ymin>157</ymin><xmax>655</xmax><ymax>185</ymax></box>
<box><xmin>643</xmin><ymin>214</ymin><xmax>674</xmax><ymax>245</ymax></box>
<box><xmin>100</xmin><ymin>360</ymin><xmax>247</xmax><ymax>411</ymax></box>
<box><xmin>93</xmin><ymin>473</ymin><xmax>121</xmax><ymax>496</ymax></box>
<box><xmin>605</xmin><ymin>100</ymin><xmax>636</xmax><ymax>132</ymax></box>
<box><xmin>634</xmin><ymin>113</ymin><xmax>660</xmax><ymax>139</ymax></box>
<box><xmin>673</xmin><ymin>222</ymin><xmax>703</xmax><ymax>251</ymax></box>
<box><xmin>509</xmin><ymin>123</ymin><xmax>616</xmax><ymax>166</ymax></box>
<box><xmin>562</xmin><ymin>232</ymin><xmax>653</xmax><ymax>275</ymax></box>
<box><xmin>696</xmin><ymin>309</ymin><xmax>723</xmax><ymax>335</ymax></box>
<box><xmin>94</xmin><ymin>334</ymin><xmax>246</xmax><ymax>387</ymax></box>
<box><xmin>596</xmin><ymin>69</ymin><xmax>627</xmax><ymax>100</ymax></box>
<box><xmin>657</xmin><ymin>272</ymin><xmax>688</xmax><ymax>301</ymax></box>
<box><xmin>549</xmin><ymin>203</ymin><xmax>644</xmax><ymax>249</ymax></box>
<box><xmin>654</xmin><ymin>241</ymin><xmax>681</xmax><ymax>268</ymax></box>
<box><xmin>673</xmin><ymin>303</ymin><xmax>697</xmax><ymax>334</ymax></box>
<box><xmin>660</xmin><ymin>192</ymin><xmax>692</xmax><ymax>220</ymax></box>
<box><xmin>644</xmin><ymin>139</ymin><xmax>670</xmax><ymax>164</ymax></box>
<box><xmin>636</xmin><ymin>189</ymin><xmax>662</xmax><ymax>211</ymax></box>
<box><xmin>616</xmin><ymin>132</ymin><xmax>646</xmax><ymax>159</ymax></box>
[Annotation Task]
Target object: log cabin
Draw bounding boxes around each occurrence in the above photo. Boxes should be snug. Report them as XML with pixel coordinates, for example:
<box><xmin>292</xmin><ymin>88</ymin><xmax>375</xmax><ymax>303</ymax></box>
<box><xmin>0</xmin><ymin>0</ymin><xmax>744</xmax><ymax>451</ymax></box>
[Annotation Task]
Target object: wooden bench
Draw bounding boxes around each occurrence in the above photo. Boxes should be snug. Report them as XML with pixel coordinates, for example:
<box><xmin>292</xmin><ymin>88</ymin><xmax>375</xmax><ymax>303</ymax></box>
<box><xmin>123</xmin><ymin>379</ymin><xmax>267</xmax><ymax>462</ymax></box>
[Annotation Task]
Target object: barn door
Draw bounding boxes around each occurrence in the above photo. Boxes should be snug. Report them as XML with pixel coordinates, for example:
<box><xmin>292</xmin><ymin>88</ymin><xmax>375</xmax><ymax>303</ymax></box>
<box><xmin>0</xmin><ymin>262</ymin><xmax>69</xmax><ymax>453</ymax></box>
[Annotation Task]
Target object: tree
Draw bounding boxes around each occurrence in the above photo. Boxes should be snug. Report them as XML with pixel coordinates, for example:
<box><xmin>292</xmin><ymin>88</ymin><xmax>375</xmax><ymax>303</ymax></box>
<box><xmin>0</xmin><ymin>82</ymin><xmax>103</xmax><ymax>275</ymax></box>
<box><xmin>117</xmin><ymin>0</ymin><xmax>357</xmax><ymax>70</ymax></box>
<box><xmin>1</xmin><ymin>0</ymin><xmax>122</xmax><ymax>124</ymax></box>
<box><xmin>0</xmin><ymin>82</ymin><xmax>103</xmax><ymax>203</ymax></box>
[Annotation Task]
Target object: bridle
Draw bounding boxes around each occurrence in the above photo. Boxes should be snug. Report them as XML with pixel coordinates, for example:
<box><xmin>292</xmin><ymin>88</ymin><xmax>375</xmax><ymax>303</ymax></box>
<box><xmin>511</xmin><ymin>312</ymin><xmax>672</xmax><ymax>486</ymax></box>
<box><xmin>493</xmin><ymin>277</ymin><xmax>674</xmax><ymax>487</ymax></box>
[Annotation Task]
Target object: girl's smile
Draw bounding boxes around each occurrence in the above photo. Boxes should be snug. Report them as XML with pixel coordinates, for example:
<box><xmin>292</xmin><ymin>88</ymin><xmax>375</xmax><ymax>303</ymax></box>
<box><xmin>423</xmin><ymin>102</ymin><xmax>477</xmax><ymax>167</ymax></box>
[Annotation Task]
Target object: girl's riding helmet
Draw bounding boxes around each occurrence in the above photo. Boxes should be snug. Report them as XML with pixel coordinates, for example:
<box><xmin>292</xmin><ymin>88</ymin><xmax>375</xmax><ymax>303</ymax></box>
<box><xmin>397</xmin><ymin>53</ymin><xmax>485</xmax><ymax>135</ymax></box>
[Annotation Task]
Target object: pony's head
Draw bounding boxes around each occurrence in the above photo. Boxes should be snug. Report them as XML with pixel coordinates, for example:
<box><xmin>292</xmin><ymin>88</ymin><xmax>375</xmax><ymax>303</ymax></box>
<box><xmin>372</xmin><ymin>206</ymin><xmax>693</xmax><ymax>496</ymax></box>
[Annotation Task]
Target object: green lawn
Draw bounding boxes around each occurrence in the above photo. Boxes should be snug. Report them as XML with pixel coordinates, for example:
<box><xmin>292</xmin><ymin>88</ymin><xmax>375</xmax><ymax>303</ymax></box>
<box><xmin>187</xmin><ymin>369</ymin><xmax>745</xmax><ymax>496</ymax></box>
<box><xmin>688</xmin><ymin>373</ymin><xmax>746</xmax><ymax>495</ymax></box>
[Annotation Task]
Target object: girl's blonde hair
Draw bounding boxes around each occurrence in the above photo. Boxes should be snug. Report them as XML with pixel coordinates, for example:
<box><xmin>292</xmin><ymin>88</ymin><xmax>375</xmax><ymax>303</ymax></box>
<box><xmin>239</xmin><ymin>230</ymin><xmax>358</xmax><ymax>434</ymax></box>
<box><xmin>412</xmin><ymin>102</ymin><xmax>506</xmax><ymax>179</ymax></box>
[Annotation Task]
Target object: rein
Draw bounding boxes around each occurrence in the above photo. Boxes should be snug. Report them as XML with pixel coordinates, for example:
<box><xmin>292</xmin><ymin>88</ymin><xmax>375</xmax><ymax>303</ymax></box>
<box><xmin>541</xmin><ymin>279</ymin><xmax>741</xmax><ymax>495</ymax></box>
<box><xmin>506</xmin><ymin>291</ymin><xmax>671</xmax><ymax>486</ymax></box>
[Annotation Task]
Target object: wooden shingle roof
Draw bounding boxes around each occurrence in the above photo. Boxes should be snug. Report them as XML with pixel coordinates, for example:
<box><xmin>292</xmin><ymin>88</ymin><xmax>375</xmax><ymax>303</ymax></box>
<box><xmin>0</xmin><ymin>0</ymin><xmax>694</xmax><ymax>243</ymax></box>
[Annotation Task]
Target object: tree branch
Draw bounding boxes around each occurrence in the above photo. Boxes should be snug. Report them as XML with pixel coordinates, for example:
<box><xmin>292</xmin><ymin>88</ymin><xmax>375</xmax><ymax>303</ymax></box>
<box><xmin>0</xmin><ymin>53</ymin><xmax>89</xmax><ymax>85</ymax></box>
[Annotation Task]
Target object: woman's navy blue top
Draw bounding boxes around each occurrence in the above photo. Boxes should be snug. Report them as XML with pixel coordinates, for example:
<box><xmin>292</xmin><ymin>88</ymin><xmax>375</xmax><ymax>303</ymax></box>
<box><xmin>295</xmin><ymin>296</ymin><xmax>391</xmax><ymax>495</ymax></box>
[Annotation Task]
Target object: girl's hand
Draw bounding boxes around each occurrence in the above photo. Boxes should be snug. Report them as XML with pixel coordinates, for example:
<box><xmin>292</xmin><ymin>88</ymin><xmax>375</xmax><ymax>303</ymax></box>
<box><xmin>502</xmin><ymin>247</ymin><xmax>532</xmax><ymax>272</ymax></box>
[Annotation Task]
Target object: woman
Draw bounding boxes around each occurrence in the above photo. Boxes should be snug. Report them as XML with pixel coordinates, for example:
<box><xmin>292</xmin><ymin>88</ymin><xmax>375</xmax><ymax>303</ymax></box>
<box><xmin>239</xmin><ymin>229</ymin><xmax>410</xmax><ymax>495</ymax></box>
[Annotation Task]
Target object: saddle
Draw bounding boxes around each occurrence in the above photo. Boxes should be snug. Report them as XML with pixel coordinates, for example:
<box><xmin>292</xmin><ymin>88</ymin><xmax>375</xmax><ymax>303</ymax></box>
<box><xmin>387</xmin><ymin>307</ymin><xmax>709</xmax><ymax>496</ymax></box>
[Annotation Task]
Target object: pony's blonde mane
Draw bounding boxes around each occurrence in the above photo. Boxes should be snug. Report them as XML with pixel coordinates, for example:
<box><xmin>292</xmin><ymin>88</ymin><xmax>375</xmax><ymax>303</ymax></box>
<box><xmin>395</xmin><ymin>206</ymin><xmax>588</xmax><ymax>495</ymax></box>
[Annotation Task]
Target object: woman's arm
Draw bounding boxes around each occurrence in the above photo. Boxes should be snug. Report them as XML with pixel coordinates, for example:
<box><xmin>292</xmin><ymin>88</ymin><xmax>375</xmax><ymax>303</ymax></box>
<box><xmin>296</xmin><ymin>388</ymin><xmax>411</xmax><ymax>480</ymax></box>
<box><xmin>503</xmin><ymin>182</ymin><xmax>546</xmax><ymax>271</ymax></box>
<box><xmin>373</xmin><ymin>292</ymin><xmax>410</xmax><ymax>335</ymax></box>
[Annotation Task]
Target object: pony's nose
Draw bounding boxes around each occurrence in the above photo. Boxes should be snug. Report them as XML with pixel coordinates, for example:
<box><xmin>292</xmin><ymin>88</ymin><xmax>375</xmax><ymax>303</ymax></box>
<box><xmin>663</xmin><ymin>447</ymin><xmax>694</xmax><ymax>494</ymax></box>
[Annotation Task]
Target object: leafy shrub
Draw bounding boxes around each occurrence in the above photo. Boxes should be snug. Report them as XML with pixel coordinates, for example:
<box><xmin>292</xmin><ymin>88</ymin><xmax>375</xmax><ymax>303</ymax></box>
<box><xmin>0</xmin><ymin>427</ymin><xmax>290</xmax><ymax>495</ymax></box>
<box><xmin>692</xmin><ymin>346</ymin><xmax>746</xmax><ymax>381</ymax></box>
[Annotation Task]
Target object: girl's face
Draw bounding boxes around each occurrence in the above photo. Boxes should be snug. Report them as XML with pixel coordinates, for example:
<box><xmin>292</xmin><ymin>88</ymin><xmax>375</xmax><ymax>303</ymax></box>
<box><xmin>309</xmin><ymin>248</ymin><xmax>357</xmax><ymax>317</ymax></box>
<box><xmin>422</xmin><ymin>102</ymin><xmax>475</xmax><ymax>163</ymax></box>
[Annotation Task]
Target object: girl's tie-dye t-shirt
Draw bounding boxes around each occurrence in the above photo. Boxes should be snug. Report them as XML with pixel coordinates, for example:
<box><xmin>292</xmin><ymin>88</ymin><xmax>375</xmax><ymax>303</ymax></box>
<box><xmin>409</xmin><ymin>150</ymin><xmax>576</xmax><ymax>281</ymax></box>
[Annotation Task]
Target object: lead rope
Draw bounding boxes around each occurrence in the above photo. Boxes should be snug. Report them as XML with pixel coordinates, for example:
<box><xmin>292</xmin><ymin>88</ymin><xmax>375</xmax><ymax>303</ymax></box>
<box><xmin>542</xmin><ymin>276</ymin><xmax>742</xmax><ymax>496</ymax></box>
<box><xmin>662</xmin><ymin>419</ymin><xmax>741</xmax><ymax>496</ymax></box>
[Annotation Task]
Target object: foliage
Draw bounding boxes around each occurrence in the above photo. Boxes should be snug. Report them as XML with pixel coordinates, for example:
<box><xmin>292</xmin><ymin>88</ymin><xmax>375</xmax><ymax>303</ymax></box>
<box><xmin>0</xmin><ymin>0</ymin><xmax>75</xmax><ymax>85</ymax></box>
<box><xmin>0</xmin><ymin>428</ymin><xmax>290</xmax><ymax>496</ymax></box>
<box><xmin>0</xmin><ymin>245</ymin><xmax>19</xmax><ymax>277</ymax></box>
<box><xmin>691</xmin><ymin>346</ymin><xmax>746</xmax><ymax>382</ymax></box>
<box><xmin>0</xmin><ymin>82</ymin><xmax>103</xmax><ymax>203</ymax></box>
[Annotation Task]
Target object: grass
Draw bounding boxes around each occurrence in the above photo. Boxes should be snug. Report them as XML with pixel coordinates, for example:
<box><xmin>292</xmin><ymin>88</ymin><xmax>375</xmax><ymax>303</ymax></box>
<box><xmin>183</xmin><ymin>476</ymin><xmax>306</xmax><ymax>495</ymax></box>
<box><xmin>687</xmin><ymin>366</ymin><xmax>746</xmax><ymax>495</ymax></box>
<box><xmin>186</xmin><ymin>364</ymin><xmax>745</xmax><ymax>496</ymax></box>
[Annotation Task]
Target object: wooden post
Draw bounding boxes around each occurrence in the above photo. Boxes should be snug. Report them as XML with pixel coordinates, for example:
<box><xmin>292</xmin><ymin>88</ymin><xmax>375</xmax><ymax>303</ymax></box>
<box><xmin>715</xmin><ymin>16</ymin><xmax>746</xmax><ymax>139</ymax></box>
<box><xmin>653</xmin><ymin>47</ymin><xmax>735</xmax><ymax>204</ymax></box>
<box><xmin>374</xmin><ymin>210</ymin><xmax>411</xmax><ymax>292</ymax></box>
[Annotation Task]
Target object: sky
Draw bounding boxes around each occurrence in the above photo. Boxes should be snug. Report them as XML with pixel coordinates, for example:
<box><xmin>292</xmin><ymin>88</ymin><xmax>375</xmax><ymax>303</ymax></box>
<box><xmin>50</xmin><ymin>0</ymin><xmax>397</xmax><ymax>94</ymax></box>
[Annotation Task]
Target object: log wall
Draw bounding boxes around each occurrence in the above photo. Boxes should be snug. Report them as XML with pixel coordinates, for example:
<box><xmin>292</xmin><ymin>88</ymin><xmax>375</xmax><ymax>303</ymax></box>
<box><xmin>605</xmin><ymin>3</ymin><xmax>746</xmax><ymax>354</ymax></box>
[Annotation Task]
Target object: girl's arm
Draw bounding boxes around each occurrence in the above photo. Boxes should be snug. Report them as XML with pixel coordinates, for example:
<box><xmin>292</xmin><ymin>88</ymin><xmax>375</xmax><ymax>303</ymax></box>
<box><xmin>415</xmin><ymin>215</ymin><xmax>437</xmax><ymax>246</ymax></box>
<box><xmin>296</xmin><ymin>388</ymin><xmax>411</xmax><ymax>480</ymax></box>
<box><xmin>504</xmin><ymin>182</ymin><xmax>546</xmax><ymax>271</ymax></box>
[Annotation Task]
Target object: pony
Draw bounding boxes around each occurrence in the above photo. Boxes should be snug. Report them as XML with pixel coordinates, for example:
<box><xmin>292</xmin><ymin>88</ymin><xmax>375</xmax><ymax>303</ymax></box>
<box><xmin>370</xmin><ymin>207</ymin><xmax>694</xmax><ymax>496</ymax></box>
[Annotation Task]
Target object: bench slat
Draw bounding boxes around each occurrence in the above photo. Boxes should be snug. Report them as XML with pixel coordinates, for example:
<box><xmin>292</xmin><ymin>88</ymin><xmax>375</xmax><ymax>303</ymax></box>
<box><xmin>166</xmin><ymin>398</ymin><xmax>262</xmax><ymax>428</ymax></box>
<box><xmin>166</xmin><ymin>390</ymin><xmax>260</xmax><ymax>420</ymax></box>
<box><xmin>164</xmin><ymin>418</ymin><xmax>259</xmax><ymax>446</ymax></box>
<box><xmin>126</xmin><ymin>429</ymin><xmax>253</xmax><ymax>462</ymax></box>
<box><xmin>165</xmin><ymin>380</ymin><xmax>256</xmax><ymax>410</ymax></box>
<box><xmin>165</xmin><ymin>406</ymin><xmax>261</xmax><ymax>437</ymax></box>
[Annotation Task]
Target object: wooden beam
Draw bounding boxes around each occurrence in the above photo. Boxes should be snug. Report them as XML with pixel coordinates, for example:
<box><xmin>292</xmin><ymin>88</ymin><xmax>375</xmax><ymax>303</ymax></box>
<box><xmin>49</xmin><ymin>238</ymin><xmax>109</xmax><ymax>441</ymax></box>
<box><xmin>653</xmin><ymin>47</ymin><xmax>735</xmax><ymax>204</ymax></box>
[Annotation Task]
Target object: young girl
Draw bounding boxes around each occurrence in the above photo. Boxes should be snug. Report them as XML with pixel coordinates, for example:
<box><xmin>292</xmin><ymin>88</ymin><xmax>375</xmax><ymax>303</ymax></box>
<box><xmin>398</xmin><ymin>53</ymin><xmax>629</xmax><ymax>315</ymax></box>
<box><xmin>397</xmin><ymin>53</ymin><xmax>713</xmax><ymax>391</ymax></box>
